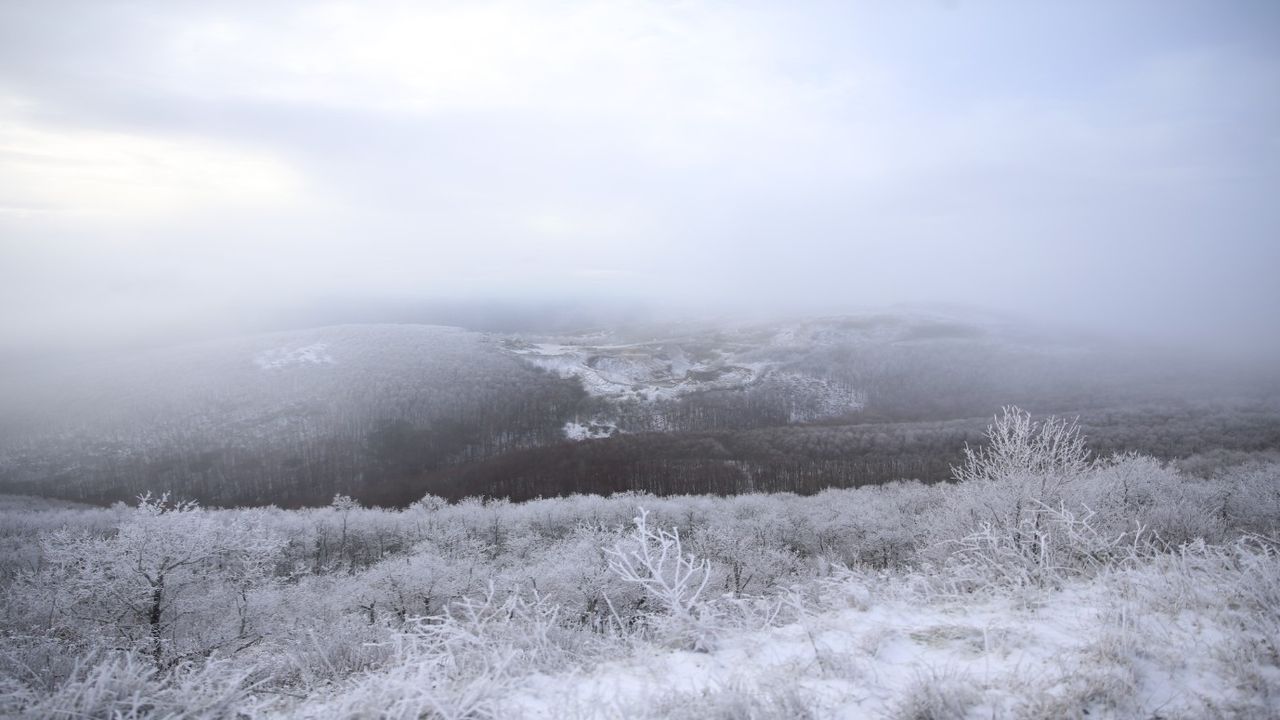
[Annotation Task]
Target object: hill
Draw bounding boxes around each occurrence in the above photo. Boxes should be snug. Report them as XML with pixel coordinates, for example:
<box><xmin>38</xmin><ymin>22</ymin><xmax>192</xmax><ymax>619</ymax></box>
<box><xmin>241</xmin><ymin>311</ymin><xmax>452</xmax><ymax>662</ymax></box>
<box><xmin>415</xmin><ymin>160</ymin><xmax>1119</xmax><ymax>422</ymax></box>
<box><xmin>0</xmin><ymin>324</ymin><xmax>583</xmax><ymax>506</ymax></box>
<box><xmin>1</xmin><ymin>313</ymin><xmax>1276</xmax><ymax>507</ymax></box>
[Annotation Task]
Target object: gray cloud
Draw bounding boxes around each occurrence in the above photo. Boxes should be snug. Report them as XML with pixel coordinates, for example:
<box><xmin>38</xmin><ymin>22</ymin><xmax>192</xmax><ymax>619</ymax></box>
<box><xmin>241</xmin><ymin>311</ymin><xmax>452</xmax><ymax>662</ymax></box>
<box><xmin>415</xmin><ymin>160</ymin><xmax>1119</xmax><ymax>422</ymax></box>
<box><xmin>1</xmin><ymin>0</ymin><xmax>1277</xmax><ymax>355</ymax></box>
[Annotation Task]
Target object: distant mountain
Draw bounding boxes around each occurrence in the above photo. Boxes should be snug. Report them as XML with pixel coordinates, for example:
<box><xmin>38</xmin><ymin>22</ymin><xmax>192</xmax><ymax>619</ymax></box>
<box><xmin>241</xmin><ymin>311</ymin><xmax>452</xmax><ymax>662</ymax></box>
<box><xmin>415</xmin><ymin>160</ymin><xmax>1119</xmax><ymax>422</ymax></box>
<box><xmin>2</xmin><ymin>313</ymin><xmax>1275</xmax><ymax>507</ymax></box>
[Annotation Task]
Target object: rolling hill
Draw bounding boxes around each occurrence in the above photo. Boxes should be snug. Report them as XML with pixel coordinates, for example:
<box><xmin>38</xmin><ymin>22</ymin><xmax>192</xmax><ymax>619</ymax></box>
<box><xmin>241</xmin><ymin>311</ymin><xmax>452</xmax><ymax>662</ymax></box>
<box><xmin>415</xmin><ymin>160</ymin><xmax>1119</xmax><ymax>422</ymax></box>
<box><xmin>2</xmin><ymin>312</ymin><xmax>1276</xmax><ymax>507</ymax></box>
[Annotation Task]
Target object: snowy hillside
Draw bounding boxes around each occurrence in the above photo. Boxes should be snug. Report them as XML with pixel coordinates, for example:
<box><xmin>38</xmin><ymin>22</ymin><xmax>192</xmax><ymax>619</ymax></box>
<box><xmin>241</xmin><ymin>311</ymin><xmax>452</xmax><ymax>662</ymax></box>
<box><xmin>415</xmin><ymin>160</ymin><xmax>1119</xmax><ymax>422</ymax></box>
<box><xmin>3</xmin><ymin>411</ymin><xmax>1276</xmax><ymax>718</ymax></box>
<box><xmin>500</xmin><ymin>313</ymin><xmax>1030</xmax><ymax>435</ymax></box>
<box><xmin>503</xmin><ymin>312</ymin><xmax>1014</xmax><ymax>405</ymax></box>
<box><xmin>498</xmin><ymin>311</ymin><xmax>1217</xmax><ymax>439</ymax></box>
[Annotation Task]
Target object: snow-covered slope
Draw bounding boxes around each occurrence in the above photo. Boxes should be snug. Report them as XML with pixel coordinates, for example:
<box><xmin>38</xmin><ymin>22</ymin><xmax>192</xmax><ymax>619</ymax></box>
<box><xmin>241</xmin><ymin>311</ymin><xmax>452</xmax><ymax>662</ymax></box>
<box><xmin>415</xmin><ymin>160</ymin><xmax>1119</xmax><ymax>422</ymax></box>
<box><xmin>494</xmin><ymin>561</ymin><xmax>1272</xmax><ymax>719</ymax></box>
<box><xmin>501</xmin><ymin>312</ymin><xmax>1092</xmax><ymax>437</ymax></box>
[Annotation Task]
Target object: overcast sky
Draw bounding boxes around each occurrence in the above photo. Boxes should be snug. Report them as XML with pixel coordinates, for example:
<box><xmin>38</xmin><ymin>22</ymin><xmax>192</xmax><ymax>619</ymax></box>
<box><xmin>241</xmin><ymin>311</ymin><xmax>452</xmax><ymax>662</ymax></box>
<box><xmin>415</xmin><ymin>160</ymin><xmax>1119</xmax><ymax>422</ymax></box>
<box><xmin>1</xmin><ymin>0</ymin><xmax>1277</xmax><ymax>353</ymax></box>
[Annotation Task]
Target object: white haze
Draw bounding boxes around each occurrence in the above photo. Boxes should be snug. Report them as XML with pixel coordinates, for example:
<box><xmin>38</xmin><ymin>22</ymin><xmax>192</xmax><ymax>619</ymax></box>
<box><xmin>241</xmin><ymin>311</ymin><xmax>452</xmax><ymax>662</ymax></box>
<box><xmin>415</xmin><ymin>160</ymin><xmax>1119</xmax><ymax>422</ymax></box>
<box><xmin>1</xmin><ymin>0</ymin><xmax>1278</xmax><ymax>356</ymax></box>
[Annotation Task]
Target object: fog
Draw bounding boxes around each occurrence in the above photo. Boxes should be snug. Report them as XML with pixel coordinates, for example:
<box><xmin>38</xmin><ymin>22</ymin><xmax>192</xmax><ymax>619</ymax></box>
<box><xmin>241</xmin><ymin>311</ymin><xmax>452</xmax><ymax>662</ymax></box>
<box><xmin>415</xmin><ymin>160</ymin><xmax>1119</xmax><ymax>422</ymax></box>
<box><xmin>2</xmin><ymin>0</ymin><xmax>1278</xmax><ymax>358</ymax></box>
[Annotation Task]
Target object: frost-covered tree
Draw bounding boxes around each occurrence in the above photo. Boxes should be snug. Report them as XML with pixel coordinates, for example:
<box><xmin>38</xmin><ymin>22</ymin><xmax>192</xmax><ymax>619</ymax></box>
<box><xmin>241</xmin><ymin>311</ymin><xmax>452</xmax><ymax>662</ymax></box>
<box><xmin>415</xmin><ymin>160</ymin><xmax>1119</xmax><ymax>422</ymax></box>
<box><xmin>32</xmin><ymin>493</ymin><xmax>285</xmax><ymax>669</ymax></box>
<box><xmin>928</xmin><ymin>407</ymin><xmax>1098</xmax><ymax>572</ymax></box>
<box><xmin>952</xmin><ymin>406</ymin><xmax>1091</xmax><ymax>486</ymax></box>
<box><xmin>606</xmin><ymin>509</ymin><xmax>713</xmax><ymax>648</ymax></box>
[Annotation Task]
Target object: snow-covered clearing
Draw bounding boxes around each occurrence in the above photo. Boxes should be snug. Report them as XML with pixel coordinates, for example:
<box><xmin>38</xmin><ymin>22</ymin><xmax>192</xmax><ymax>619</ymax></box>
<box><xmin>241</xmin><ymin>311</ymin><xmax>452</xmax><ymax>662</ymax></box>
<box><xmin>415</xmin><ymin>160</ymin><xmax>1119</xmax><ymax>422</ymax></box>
<box><xmin>254</xmin><ymin>342</ymin><xmax>336</xmax><ymax>369</ymax></box>
<box><xmin>503</xmin><ymin>326</ymin><xmax>868</xmax><ymax>429</ymax></box>
<box><xmin>564</xmin><ymin>417</ymin><xmax>619</xmax><ymax>440</ymax></box>
<box><xmin>507</xmin><ymin>340</ymin><xmax>768</xmax><ymax>402</ymax></box>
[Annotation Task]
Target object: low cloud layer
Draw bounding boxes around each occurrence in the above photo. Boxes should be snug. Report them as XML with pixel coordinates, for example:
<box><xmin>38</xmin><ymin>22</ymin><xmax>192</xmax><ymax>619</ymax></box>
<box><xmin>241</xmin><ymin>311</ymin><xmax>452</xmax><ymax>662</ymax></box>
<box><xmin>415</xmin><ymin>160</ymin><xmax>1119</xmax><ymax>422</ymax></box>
<box><xmin>2</xmin><ymin>1</ymin><xmax>1277</xmax><ymax>354</ymax></box>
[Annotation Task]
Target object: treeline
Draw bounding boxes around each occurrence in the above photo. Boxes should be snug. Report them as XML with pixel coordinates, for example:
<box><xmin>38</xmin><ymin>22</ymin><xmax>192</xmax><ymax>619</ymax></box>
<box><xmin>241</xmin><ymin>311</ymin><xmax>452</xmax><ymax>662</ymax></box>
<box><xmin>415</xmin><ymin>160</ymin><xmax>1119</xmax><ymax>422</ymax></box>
<box><xmin>7</xmin><ymin>394</ymin><xmax>1278</xmax><ymax>508</ymax></box>
<box><xmin>403</xmin><ymin>400</ymin><xmax>1280</xmax><ymax>504</ymax></box>
<box><xmin>409</xmin><ymin>420</ymin><xmax>975</xmax><ymax>503</ymax></box>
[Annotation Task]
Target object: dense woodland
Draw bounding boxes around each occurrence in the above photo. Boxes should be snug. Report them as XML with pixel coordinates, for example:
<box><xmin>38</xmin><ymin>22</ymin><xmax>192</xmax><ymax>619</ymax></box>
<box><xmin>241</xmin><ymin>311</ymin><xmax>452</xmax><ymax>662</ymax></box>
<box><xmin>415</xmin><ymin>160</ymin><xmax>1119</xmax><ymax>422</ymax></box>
<box><xmin>417</xmin><ymin>401</ymin><xmax>1280</xmax><ymax>503</ymax></box>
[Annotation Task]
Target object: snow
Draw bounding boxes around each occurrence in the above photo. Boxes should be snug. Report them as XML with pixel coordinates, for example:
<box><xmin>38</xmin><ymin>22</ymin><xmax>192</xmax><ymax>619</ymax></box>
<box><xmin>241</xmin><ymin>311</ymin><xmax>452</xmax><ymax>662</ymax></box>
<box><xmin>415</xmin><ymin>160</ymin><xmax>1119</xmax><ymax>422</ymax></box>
<box><xmin>506</xmin><ymin>334</ymin><xmax>777</xmax><ymax>399</ymax></box>
<box><xmin>512</xmin><ymin>335</ymin><xmax>866</xmax><ymax>429</ymax></box>
<box><xmin>254</xmin><ymin>343</ymin><xmax>336</xmax><ymax>370</ymax></box>
<box><xmin>770</xmin><ymin>372</ymin><xmax>866</xmax><ymax>422</ymax></box>
<box><xmin>502</xmin><ymin>316</ymin><xmax>1044</xmax><ymax>429</ymax></box>
<box><xmin>563</xmin><ymin>418</ymin><xmax>619</xmax><ymax>441</ymax></box>
<box><xmin>504</xmin><ymin>335</ymin><xmax>857</xmax><ymax>417</ymax></box>
<box><xmin>495</xmin><ymin>571</ymin><xmax>1263</xmax><ymax>718</ymax></box>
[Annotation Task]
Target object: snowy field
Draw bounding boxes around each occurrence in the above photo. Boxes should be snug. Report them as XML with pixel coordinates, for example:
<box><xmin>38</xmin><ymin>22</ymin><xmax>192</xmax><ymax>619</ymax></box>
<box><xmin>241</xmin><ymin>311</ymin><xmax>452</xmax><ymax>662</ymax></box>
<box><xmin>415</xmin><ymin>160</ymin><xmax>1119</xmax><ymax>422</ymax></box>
<box><xmin>1</xmin><ymin>410</ymin><xmax>1277</xmax><ymax>718</ymax></box>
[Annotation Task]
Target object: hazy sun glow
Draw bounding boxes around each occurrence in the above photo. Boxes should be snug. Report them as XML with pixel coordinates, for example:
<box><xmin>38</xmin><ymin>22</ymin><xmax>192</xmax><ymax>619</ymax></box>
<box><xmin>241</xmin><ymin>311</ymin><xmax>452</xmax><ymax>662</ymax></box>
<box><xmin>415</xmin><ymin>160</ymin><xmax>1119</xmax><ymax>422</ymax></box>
<box><xmin>0</xmin><ymin>104</ymin><xmax>299</xmax><ymax>218</ymax></box>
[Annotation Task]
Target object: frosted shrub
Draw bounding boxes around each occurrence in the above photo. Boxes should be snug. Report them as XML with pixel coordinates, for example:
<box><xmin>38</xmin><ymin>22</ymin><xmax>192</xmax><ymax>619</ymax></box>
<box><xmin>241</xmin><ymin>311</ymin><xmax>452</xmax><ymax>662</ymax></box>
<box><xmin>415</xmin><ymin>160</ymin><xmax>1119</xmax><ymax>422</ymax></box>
<box><xmin>10</xmin><ymin>652</ymin><xmax>261</xmax><ymax>720</ymax></box>
<box><xmin>811</xmin><ymin>484</ymin><xmax>928</xmax><ymax>568</ymax></box>
<box><xmin>398</xmin><ymin>586</ymin><xmax>579</xmax><ymax>676</ymax></box>
<box><xmin>605</xmin><ymin>508</ymin><xmax>715</xmax><ymax>649</ymax></box>
<box><xmin>1078</xmin><ymin>453</ymin><xmax>1170</xmax><ymax>524</ymax></box>
<box><xmin>927</xmin><ymin>408</ymin><xmax>1094</xmax><ymax>565</ymax></box>
<box><xmin>501</xmin><ymin>524</ymin><xmax>622</xmax><ymax>631</ymax></box>
<box><xmin>348</xmin><ymin>549</ymin><xmax>471</xmax><ymax>624</ymax></box>
<box><xmin>953</xmin><ymin>406</ymin><xmax>1091</xmax><ymax>485</ymax></box>
<box><xmin>1082</xmin><ymin>453</ymin><xmax>1226</xmax><ymax>545</ymax></box>
<box><xmin>312</xmin><ymin>587</ymin><xmax>586</xmax><ymax>719</ymax></box>
<box><xmin>942</xmin><ymin>502</ymin><xmax>1150</xmax><ymax>591</ymax></box>
<box><xmin>953</xmin><ymin>407</ymin><xmax>1089</xmax><ymax>515</ymax></box>
<box><xmin>690</xmin><ymin>523</ymin><xmax>804</xmax><ymax>596</ymax></box>
<box><xmin>27</xmin><ymin>493</ymin><xmax>285</xmax><ymax>671</ymax></box>
<box><xmin>1222</xmin><ymin>462</ymin><xmax>1280</xmax><ymax>536</ymax></box>
<box><xmin>922</xmin><ymin>409</ymin><xmax>1216</xmax><ymax>587</ymax></box>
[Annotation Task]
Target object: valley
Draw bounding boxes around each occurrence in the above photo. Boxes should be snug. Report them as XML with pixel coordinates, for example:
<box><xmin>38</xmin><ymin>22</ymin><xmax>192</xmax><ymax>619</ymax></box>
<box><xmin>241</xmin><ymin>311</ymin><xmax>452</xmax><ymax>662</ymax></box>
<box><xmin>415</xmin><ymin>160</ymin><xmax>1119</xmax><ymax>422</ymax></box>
<box><xmin>1</xmin><ymin>312</ymin><xmax>1276</xmax><ymax>508</ymax></box>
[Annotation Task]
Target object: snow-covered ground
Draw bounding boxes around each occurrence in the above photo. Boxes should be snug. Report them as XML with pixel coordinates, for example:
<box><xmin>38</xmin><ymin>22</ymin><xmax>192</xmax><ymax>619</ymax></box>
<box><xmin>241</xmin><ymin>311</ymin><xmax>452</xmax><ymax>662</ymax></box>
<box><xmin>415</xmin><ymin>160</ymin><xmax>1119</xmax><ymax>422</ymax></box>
<box><xmin>497</xmin><ymin>563</ymin><xmax>1268</xmax><ymax>719</ymax></box>
<box><xmin>254</xmin><ymin>342</ymin><xmax>336</xmax><ymax>369</ymax></box>
<box><xmin>502</xmin><ymin>319</ymin><xmax>885</xmax><ymax>427</ymax></box>
<box><xmin>296</xmin><ymin>540</ymin><xmax>1279</xmax><ymax>720</ymax></box>
<box><xmin>563</xmin><ymin>417</ymin><xmax>620</xmax><ymax>441</ymax></box>
<box><xmin>506</xmin><ymin>340</ymin><xmax>769</xmax><ymax>402</ymax></box>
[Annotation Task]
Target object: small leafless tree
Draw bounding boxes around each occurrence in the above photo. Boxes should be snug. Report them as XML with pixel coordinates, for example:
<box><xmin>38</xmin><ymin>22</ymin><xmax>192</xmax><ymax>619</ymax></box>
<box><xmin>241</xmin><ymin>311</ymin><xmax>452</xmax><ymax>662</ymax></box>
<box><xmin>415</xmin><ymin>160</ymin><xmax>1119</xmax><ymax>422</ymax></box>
<box><xmin>37</xmin><ymin>493</ymin><xmax>283</xmax><ymax>670</ymax></box>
